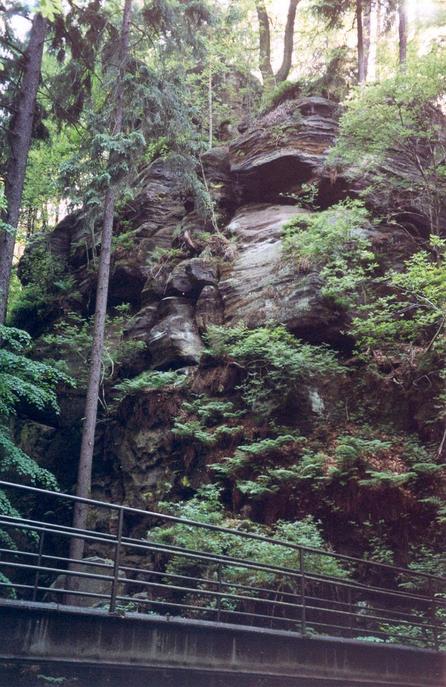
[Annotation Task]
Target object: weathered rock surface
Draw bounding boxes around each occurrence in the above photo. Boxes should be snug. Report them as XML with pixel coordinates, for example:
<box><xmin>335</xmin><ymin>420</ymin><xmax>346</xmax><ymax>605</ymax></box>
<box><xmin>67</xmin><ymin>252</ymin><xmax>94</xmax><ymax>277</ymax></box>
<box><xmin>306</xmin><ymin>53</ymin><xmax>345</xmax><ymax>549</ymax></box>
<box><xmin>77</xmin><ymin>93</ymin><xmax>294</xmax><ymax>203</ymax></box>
<box><xmin>229</xmin><ymin>97</ymin><xmax>339</xmax><ymax>202</ymax></box>
<box><xmin>195</xmin><ymin>285</ymin><xmax>224</xmax><ymax>332</ymax></box>
<box><xmin>16</xmin><ymin>91</ymin><xmax>445</xmax><ymax>541</ymax></box>
<box><xmin>219</xmin><ymin>204</ymin><xmax>342</xmax><ymax>339</ymax></box>
<box><xmin>147</xmin><ymin>297</ymin><xmax>204</xmax><ymax>369</ymax></box>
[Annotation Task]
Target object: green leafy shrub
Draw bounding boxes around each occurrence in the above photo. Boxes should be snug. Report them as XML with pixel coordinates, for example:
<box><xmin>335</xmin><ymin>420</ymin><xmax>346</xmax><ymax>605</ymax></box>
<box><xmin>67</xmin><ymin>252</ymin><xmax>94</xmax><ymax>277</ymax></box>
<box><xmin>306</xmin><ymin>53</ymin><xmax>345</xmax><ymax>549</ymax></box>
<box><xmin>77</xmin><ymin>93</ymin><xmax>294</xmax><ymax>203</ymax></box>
<box><xmin>211</xmin><ymin>434</ymin><xmax>300</xmax><ymax>478</ymax></box>
<box><xmin>173</xmin><ymin>419</ymin><xmax>243</xmax><ymax>448</ymax></box>
<box><xmin>283</xmin><ymin>199</ymin><xmax>376</xmax><ymax>307</ymax></box>
<box><xmin>42</xmin><ymin>305</ymin><xmax>146</xmax><ymax>388</ymax></box>
<box><xmin>150</xmin><ymin>485</ymin><xmax>349</xmax><ymax>597</ymax></box>
<box><xmin>352</xmin><ymin>236</ymin><xmax>446</xmax><ymax>359</ymax></box>
<box><xmin>331</xmin><ymin>50</ymin><xmax>446</xmax><ymax>234</ymax></box>
<box><xmin>0</xmin><ymin>325</ymin><xmax>72</xmax><ymax>587</ymax></box>
<box><xmin>205</xmin><ymin>324</ymin><xmax>344</xmax><ymax>418</ymax></box>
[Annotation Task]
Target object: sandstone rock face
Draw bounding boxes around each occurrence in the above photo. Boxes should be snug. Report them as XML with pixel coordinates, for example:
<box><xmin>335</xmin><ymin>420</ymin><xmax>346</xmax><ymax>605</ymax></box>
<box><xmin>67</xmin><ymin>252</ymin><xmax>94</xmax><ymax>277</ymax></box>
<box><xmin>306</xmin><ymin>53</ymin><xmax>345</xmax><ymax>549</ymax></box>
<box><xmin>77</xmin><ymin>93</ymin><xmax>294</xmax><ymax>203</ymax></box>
<box><xmin>219</xmin><ymin>204</ymin><xmax>342</xmax><ymax>339</ymax></box>
<box><xmin>195</xmin><ymin>285</ymin><xmax>224</xmax><ymax>332</ymax></box>
<box><xmin>17</xmin><ymin>91</ymin><xmax>443</xmax><ymax>526</ymax></box>
<box><xmin>229</xmin><ymin>97</ymin><xmax>339</xmax><ymax>202</ymax></box>
<box><xmin>201</xmin><ymin>146</ymin><xmax>235</xmax><ymax>220</ymax></box>
<box><xmin>147</xmin><ymin>297</ymin><xmax>204</xmax><ymax>369</ymax></box>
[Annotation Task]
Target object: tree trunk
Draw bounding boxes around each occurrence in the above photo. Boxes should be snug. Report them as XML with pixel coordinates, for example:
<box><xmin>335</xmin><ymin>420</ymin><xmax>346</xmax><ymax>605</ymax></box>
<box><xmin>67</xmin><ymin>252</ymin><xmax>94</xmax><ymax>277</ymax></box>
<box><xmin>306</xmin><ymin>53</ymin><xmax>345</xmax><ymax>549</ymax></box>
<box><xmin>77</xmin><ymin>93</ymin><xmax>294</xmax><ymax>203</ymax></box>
<box><xmin>276</xmin><ymin>0</ymin><xmax>299</xmax><ymax>84</ymax></box>
<box><xmin>208</xmin><ymin>69</ymin><xmax>213</xmax><ymax>150</ymax></box>
<box><xmin>398</xmin><ymin>0</ymin><xmax>408</xmax><ymax>68</ymax></box>
<box><xmin>0</xmin><ymin>13</ymin><xmax>46</xmax><ymax>324</ymax></box>
<box><xmin>69</xmin><ymin>0</ymin><xmax>133</xmax><ymax>568</ymax></box>
<box><xmin>363</xmin><ymin>1</ymin><xmax>371</xmax><ymax>81</ymax></box>
<box><xmin>356</xmin><ymin>0</ymin><xmax>366</xmax><ymax>84</ymax></box>
<box><xmin>367</xmin><ymin>1</ymin><xmax>378</xmax><ymax>82</ymax></box>
<box><xmin>255</xmin><ymin>0</ymin><xmax>275</xmax><ymax>88</ymax></box>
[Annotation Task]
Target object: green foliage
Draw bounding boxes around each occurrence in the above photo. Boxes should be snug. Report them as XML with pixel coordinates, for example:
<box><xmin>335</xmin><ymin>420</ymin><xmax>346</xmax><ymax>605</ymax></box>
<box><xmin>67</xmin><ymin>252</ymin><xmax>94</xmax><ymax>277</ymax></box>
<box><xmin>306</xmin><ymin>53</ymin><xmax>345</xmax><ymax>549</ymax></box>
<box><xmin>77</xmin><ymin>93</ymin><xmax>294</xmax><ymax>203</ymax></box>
<box><xmin>172</xmin><ymin>395</ymin><xmax>244</xmax><ymax>450</ymax></box>
<box><xmin>0</xmin><ymin>325</ymin><xmax>70</xmax><ymax>418</ymax></box>
<box><xmin>21</xmin><ymin>125</ymin><xmax>78</xmax><ymax>236</ymax></box>
<box><xmin>38</xmin><ymin>0</ymin><xmax>62</xmax><ymax>20</ymax></box>
<box><xmin>211</xmin><ymin>435</ymin><xmax>299</xmax><ymax>478</ymax></box>
<box><xmin>283</xmin><ymin>199</ymin><xmax>377</xmax><ymax>307</ymax></box>
<box><xmin>205</xmin><ymin>324</ymin><xmax>344</xmax><ymax>418</ymax></box>
<box><xmin>332</xmin><ymin>50</ymin><xmax>446</xmax><ymax>232</ymax></box>
<box><xmin>7</xmin><ymin>248</ymin><xmax>69</xmax><ymax>329</ymax></box>
<box><xmin>150</xmin><ymin>485</ymin><xmax>349</xmax><ymax>596</ymax></box>
<box><xmin>146</xmin><ymin>247</ymin><xmax>186</xmax><ymax>278</ymax></box>
<box><xmin>260</xmin><ymin>80</ymin><xmax>300</xmax><ymax>113</ymax></box>
<box><xmin>42</xmin><ymin>306</ymin><xmax>146</xmax><ymax>389</ymax></box>
<box><xmin>114</xmin><ymin>370</ymin><xmax>187</xmax><ymax>401</ymax></box>
<box><xmin>173</xmin><ymin>419</ymin><xmax>243</xmax><ymax>448</ymax></box>
<box><xmin>182</xmin><ymin>398</ymin><xmax>245</xmax><ymax>424</ymax></box>
<box><xmin>352</xmin><ymin>237</ymin><xmax>446</xmax><ymax>360</ymax></box>
<box><xmin>0</xmin><ymin>325</ymin><xmax>69</xmax><ymax>577</ymax></box>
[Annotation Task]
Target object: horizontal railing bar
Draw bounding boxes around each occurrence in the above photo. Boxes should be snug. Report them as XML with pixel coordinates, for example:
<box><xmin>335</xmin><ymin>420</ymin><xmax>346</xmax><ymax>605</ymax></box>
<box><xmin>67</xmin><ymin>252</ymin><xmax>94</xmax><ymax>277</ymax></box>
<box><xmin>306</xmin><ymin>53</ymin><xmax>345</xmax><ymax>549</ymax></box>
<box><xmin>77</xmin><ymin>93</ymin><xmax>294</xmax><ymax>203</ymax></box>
<box><xmin>0</xmin><ymin>526</ymin><xmax>439</xmax><ymax>609</ymax></box>
<box><xmin>118</xmin><ymin>537</ymin><xmax>438</xmax><ymax>604</ymax></box>
<box><xmin>112</xmin><ymin>591</ymin><xmax>439</xmax><ymax>635</ymax></box>
<box><xmin>1</xmin><ymin>479</ymin><xmax>444</xmax><ymax>583</ymax></box>
<box><xmin>7</xmin><ymin>550</ymin><xmax>429</xmax><ymax>624</ymax></box>
<box><xmin>2</xmin><ymin>583</ymin><xmax>439</xmax><ymax>640</ymax></box>
<box><xmin>32</xmin><ymin>577</ymin><xmax>439</xmax><ymax>646</ymax></box>
<box><xmin>0</xmin><ymin>559</ymin><xmax>115</xmax><ymax>583</ymax></box>
<box><xmin>113</xmin><ymin>593</ymin><xmax>302</xmax><ymax>626</ymax></box>
<box><xmin>2</xmin><ymin>546</ymin><xmax>438</xmax><ymax>621</ymax></box>
<box><xmin>0</xmin><ymin>515</ymin><xmax>116</xmax><ymax>543</ymax></box>
<box><xmin>2</xmin><ymin>527</ymin><xmax>441</xmax><ymax>612</ymax></box>
<box><xmin>302</xmin><ymin>620</ymin><xmax>433</xmax><ymax>644</ymax></box>
<box><xmin>0</xmin><ymin>581</ymin><xmax>113</xmax><ymax>603</ymax></box>
<box><xmin>0</xmin><ymin>548</ymin><xmax>115</xmax><ymax>571</ymax></box>
<box><xmin>70</xmin><ymin>573</ymin><xmax>436</xmax><ymax>630</ymax></box>
<box><xmin>2</xmin><ymin>570</ymin><xmax>435</xmax><ymax>632</ymax></box>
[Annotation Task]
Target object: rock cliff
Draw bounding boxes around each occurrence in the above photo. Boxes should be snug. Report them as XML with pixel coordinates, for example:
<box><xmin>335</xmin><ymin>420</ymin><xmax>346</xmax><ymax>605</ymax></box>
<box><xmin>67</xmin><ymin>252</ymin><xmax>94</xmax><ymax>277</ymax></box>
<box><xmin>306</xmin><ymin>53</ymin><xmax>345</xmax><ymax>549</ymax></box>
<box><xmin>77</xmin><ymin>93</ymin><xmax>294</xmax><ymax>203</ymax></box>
<box><xmin>16</xmin><ymin>94</ymin><xmax>446</xmax><ymax>564</ymax></box>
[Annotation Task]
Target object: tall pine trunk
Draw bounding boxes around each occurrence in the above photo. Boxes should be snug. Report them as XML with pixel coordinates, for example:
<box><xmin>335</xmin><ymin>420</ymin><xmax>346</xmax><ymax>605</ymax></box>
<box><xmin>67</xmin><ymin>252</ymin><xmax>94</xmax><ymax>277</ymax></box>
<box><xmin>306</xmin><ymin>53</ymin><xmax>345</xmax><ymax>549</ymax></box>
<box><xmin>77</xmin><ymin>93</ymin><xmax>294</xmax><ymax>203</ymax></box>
<box><xmin>0</xmin><ymin>13</ymin><xmax>46</xmax><ymax>324</ymax></box>
<box><xmin>69</xmin><ymin>0</ymin><xmax>133</xmax><ymax>567</ymax></box>
<box><xmin>399</xmin><ymin>0</ymin><xmax>408</xmax><ymax>68</ymax></box>
<box><xmin>356</xmin><ymin>0</ymin><xmax>366</xmax><ymax>84</ymax></box>
<box><xmin>367</xmin><ymin>1</ymin><xmax>379</xmax><ymax>82</ymax></box>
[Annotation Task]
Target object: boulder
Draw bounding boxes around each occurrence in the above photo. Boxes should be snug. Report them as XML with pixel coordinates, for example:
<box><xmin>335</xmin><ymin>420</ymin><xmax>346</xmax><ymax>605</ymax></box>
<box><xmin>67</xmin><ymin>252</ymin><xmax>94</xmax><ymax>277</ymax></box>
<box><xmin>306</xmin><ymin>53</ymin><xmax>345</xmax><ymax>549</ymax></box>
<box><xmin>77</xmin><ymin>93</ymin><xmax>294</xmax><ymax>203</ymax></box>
<box><xmin>186</xmin><ymin>257</ymin><xmax>219</xmax><ymax>286</ymax></box>
<box><xmin>125</xmin><ymin>302</ymin><xmax>159</xmax><ymax>342</ymax></box>
<box><xmin>166</xmin><ymin>261</ymin><xmax>195</xmax><ymax>296</ymax></box>
<box><xmin>47</xmin><ymin>557</ymin><xmax>125</xmax><ymax>608</ymax></box>
<box><xmin>219</xmin><ymin>204</ymin><xmax>342</xmax><ymax>340</ymax></box>
<box><xmin>166</xmin><ymin>258</ymin><xmax>219</xmax><ymax>297</ymax></box>
<box><xmin>147</xmin><ymin>297</ymin><xmax>204</xmax><ymax>368</ymax></box>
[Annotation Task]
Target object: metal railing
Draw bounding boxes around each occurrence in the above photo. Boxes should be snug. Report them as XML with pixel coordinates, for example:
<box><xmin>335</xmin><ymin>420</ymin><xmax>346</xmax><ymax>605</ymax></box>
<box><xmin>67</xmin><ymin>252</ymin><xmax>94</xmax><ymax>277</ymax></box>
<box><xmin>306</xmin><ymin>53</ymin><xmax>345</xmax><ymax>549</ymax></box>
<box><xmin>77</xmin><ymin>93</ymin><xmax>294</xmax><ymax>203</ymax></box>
<box><xmin>0</xmin><ymin>479</ymin><xmax>444</xmax><ymax>650</ymax></box>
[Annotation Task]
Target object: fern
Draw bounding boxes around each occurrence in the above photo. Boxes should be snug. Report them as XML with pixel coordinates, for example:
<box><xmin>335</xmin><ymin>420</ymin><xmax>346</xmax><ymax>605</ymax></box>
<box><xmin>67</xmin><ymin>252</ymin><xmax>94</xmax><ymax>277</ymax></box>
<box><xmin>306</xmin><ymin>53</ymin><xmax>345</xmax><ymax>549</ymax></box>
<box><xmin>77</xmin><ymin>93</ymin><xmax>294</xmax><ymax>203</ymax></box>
<box><xmin>205</xmin><ymin>324</ymin><xmax>344</xmax><ymax>418</ymax></box>
<box><xmin>114</xmin><ymin>370</ymin><xmax>186</xmax><ymax>400</ymax></box>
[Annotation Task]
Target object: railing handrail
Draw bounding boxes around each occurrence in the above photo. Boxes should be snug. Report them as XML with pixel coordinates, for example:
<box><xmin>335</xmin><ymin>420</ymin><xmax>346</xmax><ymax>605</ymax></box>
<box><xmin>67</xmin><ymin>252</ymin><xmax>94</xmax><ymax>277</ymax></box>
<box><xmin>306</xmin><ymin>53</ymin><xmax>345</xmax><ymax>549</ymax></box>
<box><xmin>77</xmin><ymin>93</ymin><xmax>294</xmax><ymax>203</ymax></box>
<box><xmin>0</xmin><ymin>479</ymin><xmax>444</xmax><ymax>584</ymax></box>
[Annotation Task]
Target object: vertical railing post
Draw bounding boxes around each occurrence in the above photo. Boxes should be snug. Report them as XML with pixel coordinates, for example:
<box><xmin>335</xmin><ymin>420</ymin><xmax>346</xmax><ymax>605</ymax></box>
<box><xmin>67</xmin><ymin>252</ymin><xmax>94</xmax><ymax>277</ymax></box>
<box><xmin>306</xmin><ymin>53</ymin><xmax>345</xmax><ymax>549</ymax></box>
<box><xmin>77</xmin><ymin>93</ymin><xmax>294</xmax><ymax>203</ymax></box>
<box><xmin>32</xmin><ymin>530</ymin><xmax>45</xmax><ymax>602</ymax></box>
<box><xmin>348</xmin><ymin>587</ymin><xmax>354</xmax><ymax>638</ymax></box>
<box><xmin>109</xmin><ymin>507</ymin><xmax>124</xmax><ymax>613</ymax></box>
<box><xmin>217</xmin><ymin>562</ymin><xmax>222</xmax><ymax>622</ymax></box>
<box><xmin>428</xmin><ymin>577</ymin><xmax>439</xmax><ymax>651</ymax></box>
<box><xmin>300</xmin><ymin>548</ymin><xmax>306</xmax><ymax>635</ymax></box>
